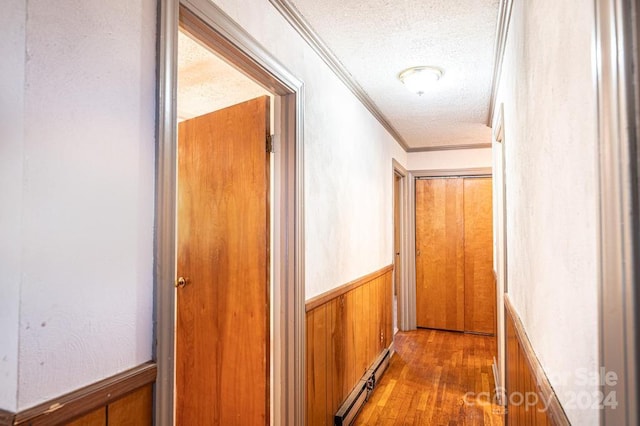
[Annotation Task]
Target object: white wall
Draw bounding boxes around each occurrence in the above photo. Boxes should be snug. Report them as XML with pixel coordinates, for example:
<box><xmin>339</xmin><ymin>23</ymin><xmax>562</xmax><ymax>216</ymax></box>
<box><xmin>407</xmin><ymin>147</ymin><xmax>492</xmax><ymax>171</ymax></box>
<box><xmin>0</xmin><ymin>0</ymin><xmax>26</xmax><ymax>413</ymax></box>
<box><xmin>494</xmin><ymin>1</ymin><xmax>599</xmax><ymax>424</ymax></box>
<box><xmin>4</xmin><ymin>0</ymin><xmax>157</xmax><ymax>410</ymax></box>
<box><xmin>1</xmin><ymin>0</ymin><xmax>408</xmax><ymax>410</ymax></box>
<box><xmin>211</xmin><ymin>0</ymin><xmax>408</xmax><ymax>299</ymax></box>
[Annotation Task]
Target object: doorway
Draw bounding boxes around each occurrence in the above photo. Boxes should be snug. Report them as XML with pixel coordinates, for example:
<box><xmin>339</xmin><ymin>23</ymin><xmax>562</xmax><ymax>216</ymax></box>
<box><xmin>414</xmin><ymin>176</ymin><xmax>494</xmax><ymax>334</ymax></box>
<box><xmin>176</xmin><ymin>96</ymin><xmax>271</xmax><ymax>423</ymax></box>
<box><xmin>406</xmin><ymin>168</ymin><xmax>493</xmax><ymax>332</ymax></box>
<box><xmin>155</xmin><ymin>1</ymin><xmax>305</xmax><ymax>424</ymax></box>
<box><xmin>393</xmin><ymin>172</ymin><xmax>401</xmax><ymax>334</ymax></box>
<box><xmin>392</xmin><ymin>160</ymin><xmax>409</xmax><ymax>333</ymax></box>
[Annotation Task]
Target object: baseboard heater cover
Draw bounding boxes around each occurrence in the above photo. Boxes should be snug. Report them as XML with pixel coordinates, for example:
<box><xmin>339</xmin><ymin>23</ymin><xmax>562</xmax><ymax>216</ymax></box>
<box><xmin>492</xmin><ymin>356</ymin><xmax>504</xmax><ymax>406</ymax></box>
<box><xmin>334</xmin><ymin>348</ymin><xmax>391</xmax><ymax>426</ymax></box>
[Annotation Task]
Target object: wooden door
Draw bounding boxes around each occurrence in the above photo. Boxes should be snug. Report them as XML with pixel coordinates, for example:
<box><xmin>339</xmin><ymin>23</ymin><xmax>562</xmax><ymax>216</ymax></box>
<box><xmin>176</xmin><ymin>96</ymin><xmax>270</xmax><ymax>425</ymax></box>
<box><xmin>393</xmin><ymin>174</ymin><xmax>401</xmax><ymax>298</ymax></box>
<box><xmin>463</xmin><ymin>178</ymin><xmax>495</xmax><ymax>334</ymax></box>
<box><xmin>415</xmin><ymin>178</ymin><xmax>465</xmax><ymax>331</ymax></box>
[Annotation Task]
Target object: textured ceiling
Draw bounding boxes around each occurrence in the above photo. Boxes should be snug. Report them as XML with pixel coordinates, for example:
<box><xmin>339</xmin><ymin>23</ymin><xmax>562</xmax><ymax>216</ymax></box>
<box><xmin>177</xmin><ymin>31</ymin><xmax>270</xmax><ymax>122</ymax></box>
<box><xmin>288</xmin><ymin>0</ymin><xmax>499</xmax><ymax>149</ymax></box>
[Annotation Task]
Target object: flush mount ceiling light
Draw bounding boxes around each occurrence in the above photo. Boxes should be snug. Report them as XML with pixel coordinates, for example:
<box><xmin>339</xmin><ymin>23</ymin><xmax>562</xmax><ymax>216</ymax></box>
<box><xmin>398</xmin><ymin>66</ymin><xmax>443</xmax><ymax>96</ymax></box>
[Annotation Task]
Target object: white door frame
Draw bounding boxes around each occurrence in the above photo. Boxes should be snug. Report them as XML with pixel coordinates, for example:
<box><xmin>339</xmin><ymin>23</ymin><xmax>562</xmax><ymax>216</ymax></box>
<box><xmin>392</xmin><ymin>159</ymin><xmax>410</xmax><ymax>331</ymax></box>
<box><xmin>594</xmin><ymin>0</ymin><xmax>639</xmax><ymax>423</ymax></box>
<box><xmin>155</xmin><ymin>1</ymin><xmax>305</xmax><ymax>424</ymax></box>
<box><xmin>492</xmin><ymin>103</ymin><xmax>507</xmax><ymax>404</ymax></box>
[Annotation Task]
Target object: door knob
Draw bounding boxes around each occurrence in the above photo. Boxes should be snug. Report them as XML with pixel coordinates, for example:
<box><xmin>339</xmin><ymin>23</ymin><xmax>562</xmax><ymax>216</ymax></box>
<box><xmin>175</xmin><ymin>277</ymin><xmax>189</xmax><ymax>288</ymax></box>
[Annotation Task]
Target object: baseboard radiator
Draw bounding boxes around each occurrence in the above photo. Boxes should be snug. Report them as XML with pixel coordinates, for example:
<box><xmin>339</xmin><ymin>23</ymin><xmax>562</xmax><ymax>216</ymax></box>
<box><xmin>492</xmin><ymin>356</ymin><xmax>504</xmax><ymax>406</ymax></box>
<box><xmin>334</xmin><ymin>348</ymin><xmax>391</xmax><ymax>426</ymax></box>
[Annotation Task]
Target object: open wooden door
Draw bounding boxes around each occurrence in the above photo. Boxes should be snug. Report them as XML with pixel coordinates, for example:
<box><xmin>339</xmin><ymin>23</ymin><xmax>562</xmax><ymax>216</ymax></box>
<box><xmin>176</xmin><ymin>96</ymin><xmax>270</xmax><ymax>425</ymax></box>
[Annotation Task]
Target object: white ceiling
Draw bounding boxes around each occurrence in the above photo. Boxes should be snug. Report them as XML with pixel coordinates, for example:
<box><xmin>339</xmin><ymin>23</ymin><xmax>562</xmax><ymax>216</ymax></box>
<box><xmin>177</xmin><ymin>31</ymin><xmax>271</xmax><ymax>122</ymax></box>
<box><xmin>178</xmin><ymin>2</ymin><xmax>500</xmax><ymax>150</ymax></box>
<box><xmin>286</xmin><ymin>0</ymin><xmax>500</xmax><ymax>149</ymax></box>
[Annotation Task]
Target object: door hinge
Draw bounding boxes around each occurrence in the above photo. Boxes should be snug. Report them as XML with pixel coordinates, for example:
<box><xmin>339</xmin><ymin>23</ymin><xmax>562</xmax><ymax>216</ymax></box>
<box><xmin>266</xmin><ymin>134</ymin><xmax>275</xmax><ymax>153</ymax></box>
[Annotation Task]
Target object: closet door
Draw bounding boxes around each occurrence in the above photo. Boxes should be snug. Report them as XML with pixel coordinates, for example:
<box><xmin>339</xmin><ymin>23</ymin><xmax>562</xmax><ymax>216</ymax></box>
<box><xmin>415</xmin><ymin>178</ymin><xmax>465</xmax><ymax>331</ymax></box>
<box><xmin>415</xmin><ymin>176</ymin><xmax>494</xmax><ymax>335</ymax></box>
<box><xmin>463</xmin><ymin>178</ymin><xmax>495</xmax><ymax>334</ymax></box>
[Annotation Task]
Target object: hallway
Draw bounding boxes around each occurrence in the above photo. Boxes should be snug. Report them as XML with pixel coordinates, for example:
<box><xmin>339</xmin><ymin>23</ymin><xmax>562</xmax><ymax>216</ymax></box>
<box><xmin>354</xmin><ymin>330</ymin><xmax>504</xmax><ymax>425</ymax></box>
<box><xmin>2</xmin><ymin>0</ymin><xmax>638</xmax><ymax>424</ymax></box>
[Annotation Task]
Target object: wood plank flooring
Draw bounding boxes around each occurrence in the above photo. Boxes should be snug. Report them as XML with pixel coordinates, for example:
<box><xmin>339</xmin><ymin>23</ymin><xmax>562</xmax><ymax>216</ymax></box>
<box><xmin>354</xmin><ymin>329</ymin><xmax>505</xmax><ymax>426</ymax></box>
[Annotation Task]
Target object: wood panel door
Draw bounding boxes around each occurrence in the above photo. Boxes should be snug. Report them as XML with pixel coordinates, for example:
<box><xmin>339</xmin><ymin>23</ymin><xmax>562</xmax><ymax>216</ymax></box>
<box><xmin>415</xmin><ymin>177</ymin><xmax>494</xmax><ymax>334</ymax></box>
<box><xmin>464</xmin><ymin>178</ymin><xmax>495</xmax><ymax>334</ymax></box>
<box><xmin>176</xmin><ymin>96</ymin><xmax>270</xmax><ymax>425</ymax></box>
<box><xmin>415</xmin><ymin>178</ymin><xmax>465</xmax><ymax>331</ymax></box>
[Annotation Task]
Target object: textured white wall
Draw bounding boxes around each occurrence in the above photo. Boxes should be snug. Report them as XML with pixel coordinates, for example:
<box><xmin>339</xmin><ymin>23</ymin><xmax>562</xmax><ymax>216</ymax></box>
<box><xmin>13</xmin><ymin>0</ymin><xmax>156</xmax><ymax>409</ymax></box>
<box><xmin>0</xmin><ymin>0</ymin><xmax>26</xmax><ymax>413</ymax></box>
<box><xmin>210</xmin><ymin>0</ymin><xmax>408</xmax><ymax>299</ymax></box>
<box><xmin>1</xmin><ymin>0</ymin><xmax>408</xmax><ymax>410</ymax></box>
<box><xmin>494</xmin><ymin>1</ymin><xmax>599</xmax><ymax>424</ymax></box>
<box><xmin>407</xmin><ymin>147</ymin><xmax>492</xmax><ymax>171</ymax></box>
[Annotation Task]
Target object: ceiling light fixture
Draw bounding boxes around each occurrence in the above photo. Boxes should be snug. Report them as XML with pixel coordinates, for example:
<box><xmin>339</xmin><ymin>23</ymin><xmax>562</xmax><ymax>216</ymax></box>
<box><xmin>398</xmin><ymin>66</ymin><xmax>443</xmax><ymax>96</ymax></box>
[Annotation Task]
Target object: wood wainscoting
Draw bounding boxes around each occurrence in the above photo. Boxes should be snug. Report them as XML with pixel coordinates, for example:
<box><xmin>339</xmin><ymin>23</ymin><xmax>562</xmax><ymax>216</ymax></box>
<box><xmin>1</xmin><ymin>362</ymin><xmax>156</xmax><ymax>426</ymax></box>
<box><xmin>306</xmin><ymin>265</ymin><xmax>394</xmax><ymax>425</ymax></box>
<box><xmin>505</xmin><ymin>296</ymin><xmax>569</xmax><ymax>425</ymax></box>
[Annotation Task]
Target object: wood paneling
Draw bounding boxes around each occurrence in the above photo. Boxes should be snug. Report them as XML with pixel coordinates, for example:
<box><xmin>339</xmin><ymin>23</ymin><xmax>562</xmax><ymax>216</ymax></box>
<box><xmin>354</xmin><ymin>329</ymin><xmax>504</xmax><ymax>425</ymax></box>
<box><xmin>176</xmin><ymin>97</ymin><xmax>270</xmax><ymax>425</ymax></box>
<box><xmin>306</xmin><ymin>266</ymin><xmax>393</xmax><ymax>425</ymax></box>
<box><xmin>464</xmin><ymin>177</ymin><xmax>495</xmax><ymax>334</ymax></box>
<box><xmin>306</xmin><ymin>305</ymin><xmax>328</xmax><ymax>425</ymax></box>
<box><xmin>107</xmin><ymin>385</ymin><xmax>152</xmax><ymax>426</ymax></box>
<box><xmin>505</xmin><ymin>296</ymin><xmax>570</xmax><ymax>426</ymax></box>
<box><xmin>415</xmin><ymin>178</ymin><xmax>465</xmax><ymax>331</ymax></box>
<box><xmin>305</xmin><ymin>265</ymin><xmax>394</xmax><ymax>312</ymax></box>
<box><xmin>65</xmin><ymin>408</ymin><xmax>106</xmax><ymax>426</ymax></box>
<box><xmin>11</xmin><ymin>363</ymin><xmax>155</xmax><ymax>426</ymax></box>
<box><xmin>0</xmin><ymin>409</ymin><xmax>13</xmax><ymax>426</ymax></box>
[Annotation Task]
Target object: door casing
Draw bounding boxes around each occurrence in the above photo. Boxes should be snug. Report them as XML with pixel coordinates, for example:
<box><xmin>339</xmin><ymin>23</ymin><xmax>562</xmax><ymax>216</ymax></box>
<box><xmin>594</xmin><ymin>0</ymin><xmax>640</xmax><ymax>423</ymax></box>
<box><xmin>407</xmin><ymin>167</ymin><xmax>493</xmax><ymax>331</ymax></box>
<box><xmin>392</xmin><ymin>159</ymin><xmax>409</xmax><ymax>332</ymax></box>
<box><xmin>156</xmin><ymin>1</ymin><xmax>305</xmax><ymax>424</ymax></box>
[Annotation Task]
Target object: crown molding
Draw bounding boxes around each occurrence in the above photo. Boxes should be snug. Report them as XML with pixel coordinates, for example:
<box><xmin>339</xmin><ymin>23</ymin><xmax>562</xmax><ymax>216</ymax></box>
<box><xmin>487</xmin><ymin>0</ymin><xmax>514</xmax><ymax>126</ymax></box>
<box><xmin>407</xmin><ymin>143</ymin><xmax>492</xmax><ymax>153</ymax></box>
<box><xmin>268</xmin><ymin>0</ymin><xmax>410</xmax><ymax>151</ymax></box>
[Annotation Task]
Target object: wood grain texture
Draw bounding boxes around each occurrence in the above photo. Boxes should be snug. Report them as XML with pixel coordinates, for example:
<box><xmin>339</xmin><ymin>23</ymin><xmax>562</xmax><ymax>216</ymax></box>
<box><xmin>354</xmin><ymin>329</ymin><xmax>504</xmax><ymax>425</ymax></box>
<box><xmin>0</xmin><ymin>409</ymin><xmax>13</xmax><ymax>426</ymax></box>
<box><xmin>306</xmin><ymin>306</ymin><xmax>328</xmax><ymax>425</ymax></box>
<box><xmin>177</xmin><ymin>96</ymin><xmax>270</xmax><ymax>425</ymax></box>
<box><xmin>415</xmin><ymin>178</ymin><xmax>465</xmax><ymax>331</ymax></box>
<box><xmin>464</xmin><ymin>178</ymin><xmax>496</xmax><ymax>334</ymax></box>
<box><xmin>107</xmin><ymin>385</ymin><xmax>152</xmax><ymax>426</ymax></box>
<box><xmin>505</xmin><ymin>296</ymin><xmax>570</xmax><ymax>426</ymax></box>
<box><xmin>13</xmin><ymin>363</ymin><xmax>156</xmax><ymax>426</ymax></box>
<box><xmin>305</xmin><ymin>265</ymin><xmax>394</xmax><ymax>312</ymax></box>
<box><xmin>65</xmin><ymin>408</ymin><xmax>105</xmax><ymax>426</ymax></box>
<box><xmin>306</xmin><ymin>268</ymin><xmax>393</xmax><ymax>425</ymax></box>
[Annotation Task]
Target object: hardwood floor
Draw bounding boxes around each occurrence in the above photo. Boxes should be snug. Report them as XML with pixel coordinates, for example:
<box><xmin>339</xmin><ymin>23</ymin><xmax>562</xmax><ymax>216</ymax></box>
<box><xmin>354</xmin><ymin>329</ymin><xmax>505</xmax><ymax>426</ymax></box>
